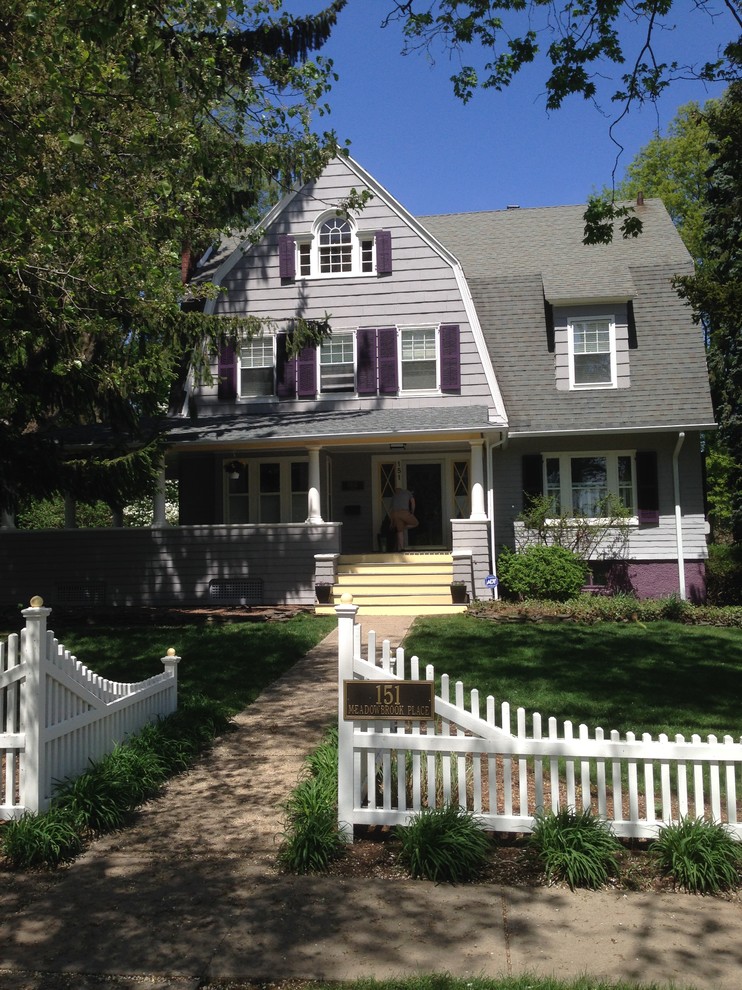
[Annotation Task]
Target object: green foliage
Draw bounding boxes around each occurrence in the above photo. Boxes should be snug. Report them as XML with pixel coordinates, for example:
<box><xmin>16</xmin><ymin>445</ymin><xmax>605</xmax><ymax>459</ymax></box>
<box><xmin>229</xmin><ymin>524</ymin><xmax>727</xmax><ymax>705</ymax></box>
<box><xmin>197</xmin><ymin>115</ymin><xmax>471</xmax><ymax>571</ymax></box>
<box><xmin>651</xmin><ymin>817</ymin><xmax>742</xmax><ymax>894</ymax></box>
<box><xmin>497</xmin><ymin>545</ymin><xmax>588</xmax><ymax>602</ymax></box>
<box><xmin>395</xmin><ymin>804</ymin><xmax>491</xmax><ymax>882</ymax></box>
<box><xmin>0</xmin><ymin>808</ymin><xmax>83</xmax><ymax>868</ymax></box>
<box><xmin>277</xmin><ymin>775</ymin><xmax>346</xmax><ymax>873</ymax></box>
<box><xmin>516</xmin><ymin>493</ymin><xmax>631</xmax><ymax>563</ymax></box>
<box><xmin>277</xmin><ymin>726</ymin><xmax>346</xmax><ymax>873</ymax></box>
<box><xmin>528</xmin><ymin>808</ymin><xmax>621</xmax><ymax>890</ymax></box>
<box><xmin>608</xmin><ymin>101</ymin><xmax>712</xmax><ymax>262</ymax></box>
<box><xmin>0</xmin><ymin>0</ymin><xmax>345</xmax><ymax>511</ymax></box>
<box><xmin>706</xmin><ymin>543</ymin><xmax>742</xmax><ymax>606</ymax></box>
<box><xmin>676</xmin><ymin>76</ymin><xmax>742</xmax><ymax>541</ymax></box>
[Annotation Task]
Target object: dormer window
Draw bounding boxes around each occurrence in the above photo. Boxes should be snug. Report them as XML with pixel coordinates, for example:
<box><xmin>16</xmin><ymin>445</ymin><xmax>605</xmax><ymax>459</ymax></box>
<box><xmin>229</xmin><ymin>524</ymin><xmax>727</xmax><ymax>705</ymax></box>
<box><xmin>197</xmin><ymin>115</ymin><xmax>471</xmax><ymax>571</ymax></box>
<box><xmin>569</xmin><ymin>316</ymin><xmax>617</xmax><ymax>389</ymax></box>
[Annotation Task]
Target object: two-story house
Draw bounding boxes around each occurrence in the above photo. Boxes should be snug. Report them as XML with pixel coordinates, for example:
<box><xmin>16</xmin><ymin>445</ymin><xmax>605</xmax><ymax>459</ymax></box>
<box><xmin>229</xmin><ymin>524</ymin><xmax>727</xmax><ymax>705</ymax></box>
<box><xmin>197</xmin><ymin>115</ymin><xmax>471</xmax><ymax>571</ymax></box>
<box><xmin>0</xmin><ymin>155</ymin><xmax>715</xmax><ymax>613</ymax></box>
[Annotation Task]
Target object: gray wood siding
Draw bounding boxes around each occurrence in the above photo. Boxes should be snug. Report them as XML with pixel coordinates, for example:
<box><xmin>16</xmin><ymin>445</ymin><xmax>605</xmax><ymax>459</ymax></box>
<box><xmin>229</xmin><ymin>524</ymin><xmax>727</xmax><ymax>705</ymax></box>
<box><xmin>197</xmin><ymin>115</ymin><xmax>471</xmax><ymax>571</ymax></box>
<box><xmin>0</xmin><ymin>525</ymin><xmax>342</xmax><ymax>608</ymax></box>
<box><xmin>197</xmin><ymin>158</ymin><xmax>493</xmax><ymax>409</ymax></box>
<box><xmin>492</xmin><ymin>432</ymin><xmax>707</xmax><ymax>562</ymax></box>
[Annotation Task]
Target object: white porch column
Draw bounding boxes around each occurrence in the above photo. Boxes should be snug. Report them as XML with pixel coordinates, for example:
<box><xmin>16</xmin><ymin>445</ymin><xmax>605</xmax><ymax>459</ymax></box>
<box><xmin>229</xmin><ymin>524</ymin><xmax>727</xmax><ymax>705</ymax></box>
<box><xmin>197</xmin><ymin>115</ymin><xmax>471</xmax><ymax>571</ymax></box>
<box><xmin>469</xmin><ymin>439</ymin><xmax>487</xmax><ymax>521</ymax></box>
<box><xmin>152</xmin><ymin>459</ymin><xmax>170</xmax><ymax>528</ymax></box>
<box><xmin>306</xmin><ymin>445</ymin><xmax>324</xmax><ymax>524</ymax></box>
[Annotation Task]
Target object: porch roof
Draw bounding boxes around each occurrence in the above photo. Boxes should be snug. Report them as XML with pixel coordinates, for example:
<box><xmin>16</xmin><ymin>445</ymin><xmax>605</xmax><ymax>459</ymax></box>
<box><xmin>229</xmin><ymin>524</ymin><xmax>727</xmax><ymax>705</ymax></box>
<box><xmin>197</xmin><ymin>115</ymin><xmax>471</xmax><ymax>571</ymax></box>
<box><xmin>165</xmin><ymin>404</ymin><xmax>497</xmax><ymax>447</ymax></box>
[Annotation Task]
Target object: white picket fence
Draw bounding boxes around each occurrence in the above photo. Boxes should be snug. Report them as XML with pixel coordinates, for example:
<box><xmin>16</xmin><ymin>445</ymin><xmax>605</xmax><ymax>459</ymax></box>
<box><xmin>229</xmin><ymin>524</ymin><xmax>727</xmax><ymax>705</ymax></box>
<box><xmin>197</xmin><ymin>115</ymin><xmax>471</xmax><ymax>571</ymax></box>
<box><xmin>336</xmin><ymin>602</ymin><xmax>742</xmax><ymax>840</ymax></box>
<box><xmin>1</xmin><ymin>600</ymin><xmax>180</xmax><ymax>818</ymax></box>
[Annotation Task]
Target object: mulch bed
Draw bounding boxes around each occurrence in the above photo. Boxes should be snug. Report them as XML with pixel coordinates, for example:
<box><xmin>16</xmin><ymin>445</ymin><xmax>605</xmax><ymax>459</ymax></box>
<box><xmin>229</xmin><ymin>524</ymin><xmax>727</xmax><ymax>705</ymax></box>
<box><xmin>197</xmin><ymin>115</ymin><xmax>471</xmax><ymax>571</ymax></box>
<box><xmin>323</xmin><ymin>825</ymin><xmax>683</xmax><ymax>894</ymax></box>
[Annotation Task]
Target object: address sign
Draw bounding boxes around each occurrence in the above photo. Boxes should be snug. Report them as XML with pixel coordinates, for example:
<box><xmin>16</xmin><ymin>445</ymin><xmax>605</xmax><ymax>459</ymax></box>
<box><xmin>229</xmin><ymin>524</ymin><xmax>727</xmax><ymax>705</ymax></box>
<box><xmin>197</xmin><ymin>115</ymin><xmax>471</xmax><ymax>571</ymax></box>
<box><xmin>343</xmin><ymin>680</ymin><xmax>435</xmax><ymax>721</ymax></box>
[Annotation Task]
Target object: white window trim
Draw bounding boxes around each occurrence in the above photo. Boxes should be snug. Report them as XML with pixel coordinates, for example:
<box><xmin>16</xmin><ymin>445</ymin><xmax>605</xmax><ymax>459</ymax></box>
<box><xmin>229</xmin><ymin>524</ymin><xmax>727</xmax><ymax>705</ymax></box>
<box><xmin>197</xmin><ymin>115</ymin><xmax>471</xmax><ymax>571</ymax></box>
<box><xmin>294</xmin><ymin>213</ymin><xmax>377</xmax><ymax>280</ymax></box>
<box><xmin>238</xmin><ymin>336</ymin><xmax>277</xmax><ymax>402</ymax></box>
<box><xmin>567</xmin><ymin>315</ymin><xmax>617</xmax><ymax>390</ymax></box>
<box><xmin>224</xmin><ymin>457</ymin><xmax>310</xmax><ymax>523</ymax></box>
<box><xmin>543</xmin><ymin>450</ymin><xmax>638</xmax><ymax>523</ymax></box>
<box><xmin>398</xmin><ymin>324</ymin><xmax>441</xmax><ymax>395</ymax></box>
<box><xmin>319</xmin><ymin>331</ymin><xmax>357</xmax><ymax>396</ymax></box>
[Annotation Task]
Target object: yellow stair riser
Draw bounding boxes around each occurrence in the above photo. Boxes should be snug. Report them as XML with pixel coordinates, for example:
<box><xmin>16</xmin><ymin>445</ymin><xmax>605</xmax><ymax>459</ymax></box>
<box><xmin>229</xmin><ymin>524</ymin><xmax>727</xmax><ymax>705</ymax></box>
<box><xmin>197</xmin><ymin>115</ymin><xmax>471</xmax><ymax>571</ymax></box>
<box><xmin>316</xmin><ymin>604</ymin><xmax>467</xmax><ymax>616</ymax></box>
<box><xmin>340</xmin><ymin>553</ymin><xmax>453</xmax><ymax>564</ymax></box>
<box><xmin>336</xmin><ymin>576</ymin><xmax>453</xmax><ymax>588</ymax></box>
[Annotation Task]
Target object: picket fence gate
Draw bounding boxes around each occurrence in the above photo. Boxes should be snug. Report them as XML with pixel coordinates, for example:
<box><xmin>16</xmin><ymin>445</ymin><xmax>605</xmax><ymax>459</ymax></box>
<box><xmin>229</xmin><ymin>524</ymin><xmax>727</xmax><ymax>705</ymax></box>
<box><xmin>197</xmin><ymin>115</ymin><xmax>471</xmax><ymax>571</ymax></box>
<box><xmin>336</xmin><ymin>602</ymin><xmax>742</xmax><ymax>840</ymax></box>
<box><xmin>1</xmin><ymin>599</ymin><xmax>180</xmax><ymax>819</ymax></box>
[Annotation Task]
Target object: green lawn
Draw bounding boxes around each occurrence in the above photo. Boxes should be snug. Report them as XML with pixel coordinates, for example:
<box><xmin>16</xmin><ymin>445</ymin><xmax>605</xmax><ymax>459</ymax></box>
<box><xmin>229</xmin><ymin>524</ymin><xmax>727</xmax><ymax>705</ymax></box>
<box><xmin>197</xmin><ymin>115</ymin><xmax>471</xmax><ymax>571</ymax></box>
<box><xmin>55</xmin><ymin>614</ymin><xmax>336</xmax><ymax>715</ymax></box>
<box><xmin>403</xmin><ymin>615</ymin><xmax>742</xmax><ymax>740</ymax></box>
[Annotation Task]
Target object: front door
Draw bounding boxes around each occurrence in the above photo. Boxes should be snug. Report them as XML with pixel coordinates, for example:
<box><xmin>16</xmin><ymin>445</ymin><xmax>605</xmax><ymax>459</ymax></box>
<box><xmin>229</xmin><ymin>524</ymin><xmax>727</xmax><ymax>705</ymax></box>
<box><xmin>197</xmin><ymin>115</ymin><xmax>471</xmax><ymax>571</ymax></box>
<box><xmin>404</xmin><ymin>462</ymin><xmax>443</xmax><ymax>547</ymax></box>
<box><xmin>376</xmin><ymin>459</ymin><xmax>445</xmax><ymax>549</ymax></box>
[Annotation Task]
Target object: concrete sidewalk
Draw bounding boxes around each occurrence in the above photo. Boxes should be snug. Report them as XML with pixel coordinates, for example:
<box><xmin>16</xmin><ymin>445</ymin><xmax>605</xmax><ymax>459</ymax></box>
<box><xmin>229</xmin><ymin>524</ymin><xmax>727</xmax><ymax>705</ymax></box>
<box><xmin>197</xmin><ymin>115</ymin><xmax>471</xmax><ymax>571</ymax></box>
<box><xmin>1</xmin><ymin>615</ymin><xmax>740</xmax><ymax>990</ymax></box>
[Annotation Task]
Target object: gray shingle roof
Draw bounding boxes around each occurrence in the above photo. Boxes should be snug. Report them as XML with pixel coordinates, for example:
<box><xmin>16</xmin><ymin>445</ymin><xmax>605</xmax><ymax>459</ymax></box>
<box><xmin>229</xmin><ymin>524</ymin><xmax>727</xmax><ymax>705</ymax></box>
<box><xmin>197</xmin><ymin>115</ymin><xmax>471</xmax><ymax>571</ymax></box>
<box><xmin>419</xmin><ymin>201</ymin><xmax>715</xmax><ymax>434</ymax></box>
<box><xmin>166</xmin><ymin>405</ymin><xmax>493</xmax><ymax>446</ymax></box>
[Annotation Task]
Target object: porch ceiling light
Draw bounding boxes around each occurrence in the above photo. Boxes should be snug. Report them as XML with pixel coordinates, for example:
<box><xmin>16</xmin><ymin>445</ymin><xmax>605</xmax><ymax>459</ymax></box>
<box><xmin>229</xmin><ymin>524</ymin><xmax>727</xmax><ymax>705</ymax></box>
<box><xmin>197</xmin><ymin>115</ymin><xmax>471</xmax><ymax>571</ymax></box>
<box><xmin>224</xmin><ymin>460</ymin><xmax>242</xmax><ymax>479</ymax></box>
<box><xmin>389</xmin><ymin>443</ymin><xmax>406</xmax><ymax>450</ymax></box>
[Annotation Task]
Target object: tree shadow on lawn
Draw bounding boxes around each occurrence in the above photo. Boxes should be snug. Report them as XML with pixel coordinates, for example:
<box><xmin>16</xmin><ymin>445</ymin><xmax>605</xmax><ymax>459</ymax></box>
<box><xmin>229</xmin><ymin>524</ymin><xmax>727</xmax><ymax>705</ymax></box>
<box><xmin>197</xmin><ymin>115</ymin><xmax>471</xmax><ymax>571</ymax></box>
<box><xmin>404</xmin><ymin>617</ymin><xmax>742</xmax><ymax>739</ymax></box>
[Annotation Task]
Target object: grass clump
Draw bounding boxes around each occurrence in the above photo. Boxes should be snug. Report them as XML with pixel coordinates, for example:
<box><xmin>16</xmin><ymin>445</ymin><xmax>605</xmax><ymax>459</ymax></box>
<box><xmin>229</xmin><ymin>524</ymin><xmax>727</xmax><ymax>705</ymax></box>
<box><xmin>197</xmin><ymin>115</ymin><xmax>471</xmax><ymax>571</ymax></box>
<box><xmin>395</xmin><ymin>804</ymin><xmax>491</xmax><ymax>882</ymax></box>
<box><xmin>277</xmin><ymin>726</ymin><xmax>346</xmax><ymax>874</ymax></box>
<box><xmin>528</xmin><ymin>807</ymin><xmax>621</xmax><ymax>889</ymax></box>
<box><xmin>0</xmin><ymin>807</ymin><xmax>83</xmax><ymax>868</ymax></box>
<box><xmin>650</xmin><ymin>817</ymin><xmax>742</xmax><ymax>894</ymax></box>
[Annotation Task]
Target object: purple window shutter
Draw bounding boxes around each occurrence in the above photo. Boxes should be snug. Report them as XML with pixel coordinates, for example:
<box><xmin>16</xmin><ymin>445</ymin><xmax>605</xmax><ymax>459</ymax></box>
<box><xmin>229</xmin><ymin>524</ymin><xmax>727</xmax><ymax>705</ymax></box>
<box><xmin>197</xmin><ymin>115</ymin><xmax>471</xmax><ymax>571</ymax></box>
<box><xmin>375</xmin><ymin>230</ymin><xmax>392</xmax><ymax>275</ymax></box>
<box><xmin>378</xmin><ymin>327</ymin><xmax>398</xmax><ymax>394</ymax></box>
<box><xmin>275</xmin><ymin>333</ymin><xmax>296</xmax><ymax>399</ymax></box>
<box><xmin>297</xmin><ymin>345</ymin><xmax>317</xmax><ymax>398</ymax></box>
<box><xmin>636</xmin><ymin>451</ymin><xmax>660</xmax><ymax>524</ymax></box>
<box><xmin>356</xmin><ymin>328</ymin><xmax>378</xmax><ymax>395</ymax></box>
<box><xmin>278</xmin><ymin>235</ymin><xmax>296</xmax><ymax>280</ymax></box>
<box><xmin>440</xmin><ymin>324</ymin><xmax>461</xmax><ymax>393</ymax></box>
<box><xmin>217</xmin><ymin>342</ymin><xmax>237</xmax><ymax>400</ymax></box>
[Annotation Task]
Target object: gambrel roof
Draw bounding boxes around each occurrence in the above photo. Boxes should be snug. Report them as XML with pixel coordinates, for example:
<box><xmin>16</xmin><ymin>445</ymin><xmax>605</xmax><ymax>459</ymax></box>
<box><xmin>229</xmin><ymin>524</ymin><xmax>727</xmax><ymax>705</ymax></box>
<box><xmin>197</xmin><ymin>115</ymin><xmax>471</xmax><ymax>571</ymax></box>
<box><xmin>420</xmin><ymin>201</ymin><xmax>715</xmax><ymax>436</ymax></box>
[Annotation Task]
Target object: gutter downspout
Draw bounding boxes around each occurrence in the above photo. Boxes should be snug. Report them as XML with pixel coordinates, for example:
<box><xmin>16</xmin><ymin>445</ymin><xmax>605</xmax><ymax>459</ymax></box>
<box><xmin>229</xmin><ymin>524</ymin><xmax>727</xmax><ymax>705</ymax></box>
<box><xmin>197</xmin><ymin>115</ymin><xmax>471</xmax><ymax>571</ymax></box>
<box><xmin>672</xmin><ymin>432</ymin><xmax>686</xmax><ymax>600</ymax></box>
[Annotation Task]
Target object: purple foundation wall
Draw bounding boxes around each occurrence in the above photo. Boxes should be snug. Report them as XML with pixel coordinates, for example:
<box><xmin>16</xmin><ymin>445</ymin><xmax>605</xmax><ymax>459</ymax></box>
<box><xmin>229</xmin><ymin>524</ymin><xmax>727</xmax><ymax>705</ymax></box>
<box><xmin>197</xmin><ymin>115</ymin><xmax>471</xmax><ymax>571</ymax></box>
<box><xmin>618</xmin><ymin>561</ymin><xmax>707</xmax><ymax>602</ymax></box>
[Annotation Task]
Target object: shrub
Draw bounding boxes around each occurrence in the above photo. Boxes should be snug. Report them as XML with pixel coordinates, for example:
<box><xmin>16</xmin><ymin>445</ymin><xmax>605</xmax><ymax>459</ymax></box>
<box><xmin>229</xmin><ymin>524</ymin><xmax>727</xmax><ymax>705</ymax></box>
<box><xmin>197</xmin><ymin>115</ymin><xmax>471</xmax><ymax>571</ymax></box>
<box><xmin>497</xmin><ymin>545</ymin><xmax>589</xmax><ymax>602</ymax></box>
<box><xmin>395</xmin><ymin>804</ymin><xmax>491</xmax><ymax>882</ymax></box>
<box><xmin>528</xmin><ymin>807</ymin><xmax>621</xmax><ymax>889</ymax></box>
<box><xmin>651</xmin><ymin>817</ymin><xmax>742</xmax><ymax>894</ymax></box>
<box><xmin>0</xmin><ymin>808</ymin><xmax>83</xmax><ymax>868</ymax></box>
<box><xmin>706</xmin><ymin>543</ymin><xmax>742</xmax><ymax>606</ymax></box>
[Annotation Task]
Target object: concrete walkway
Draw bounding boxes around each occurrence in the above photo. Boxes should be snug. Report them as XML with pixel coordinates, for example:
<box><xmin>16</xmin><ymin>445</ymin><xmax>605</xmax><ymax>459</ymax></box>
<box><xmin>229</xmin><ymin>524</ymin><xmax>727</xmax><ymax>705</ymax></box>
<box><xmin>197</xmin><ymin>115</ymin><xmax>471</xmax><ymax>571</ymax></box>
<box><xmin>1</xmin><ymin>615</ymin><xmax>741</xmax><ymax>990</ymax></box>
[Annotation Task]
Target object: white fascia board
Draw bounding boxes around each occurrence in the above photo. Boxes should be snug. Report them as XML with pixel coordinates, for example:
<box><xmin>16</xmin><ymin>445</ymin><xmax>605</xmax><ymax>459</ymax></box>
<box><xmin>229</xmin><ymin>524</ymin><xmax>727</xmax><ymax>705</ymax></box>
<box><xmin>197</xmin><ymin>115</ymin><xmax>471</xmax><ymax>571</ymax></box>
<box><xmin>508</xmin><ymin>422</ymin><xmax>717</xmax><ymax>438</ymax></box>
<box><xmin>341</xmin><ymin>157</ymin><xmax>509</xmax><ymax>427</ymax></box>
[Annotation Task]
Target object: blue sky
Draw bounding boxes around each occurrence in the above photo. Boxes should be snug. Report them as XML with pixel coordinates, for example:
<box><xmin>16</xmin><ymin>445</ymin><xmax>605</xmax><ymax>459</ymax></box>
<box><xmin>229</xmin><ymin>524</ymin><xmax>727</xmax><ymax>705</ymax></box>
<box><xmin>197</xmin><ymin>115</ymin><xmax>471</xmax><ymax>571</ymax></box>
<box><xmin>287</xmin><ymin>1</ymin><xmax>734</xmax><ymax>215</ymax></box>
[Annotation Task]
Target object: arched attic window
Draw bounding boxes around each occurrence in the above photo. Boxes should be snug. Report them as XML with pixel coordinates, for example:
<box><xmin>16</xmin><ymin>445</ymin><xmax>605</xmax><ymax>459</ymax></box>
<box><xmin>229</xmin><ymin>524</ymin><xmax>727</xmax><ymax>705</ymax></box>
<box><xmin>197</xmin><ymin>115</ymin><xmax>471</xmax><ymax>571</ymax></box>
<box><xmin>292</xmin><ymin>212</ymin><xmax>390</xmax><ymax>278</ymax></box>
<box><xmin>318</xmin><ymin>215</ymin><xmax>354</xmax><ymax>274</ymax></box>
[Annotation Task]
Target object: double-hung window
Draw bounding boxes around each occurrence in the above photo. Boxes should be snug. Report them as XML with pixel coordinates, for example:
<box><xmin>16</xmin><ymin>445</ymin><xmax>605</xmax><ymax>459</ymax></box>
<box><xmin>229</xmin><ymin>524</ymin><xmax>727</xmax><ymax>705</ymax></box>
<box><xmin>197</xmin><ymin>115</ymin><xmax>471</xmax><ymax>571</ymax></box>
<box><xmin>569</xmin><ymin>317</ymin><xmax>616</xmax><ymax>389</ymax></box>
<box><xmin>320</xmin><ymin>333</ymin><xmax>355</xmax><ymax>393</ymax></box>
<box><xmin>239</xmin><ymin>337</ymin><xmax>274</xmax><ymax>398</ymax></box>
<box><xmin>544</xmin><ymin>453</ymin><xmax>635</xmax><ymax>517</ymax></box>
<box><xmin>401</xmin><ymin>327</ymin><xmax>437</xmax><ymax>391</ymax></box>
